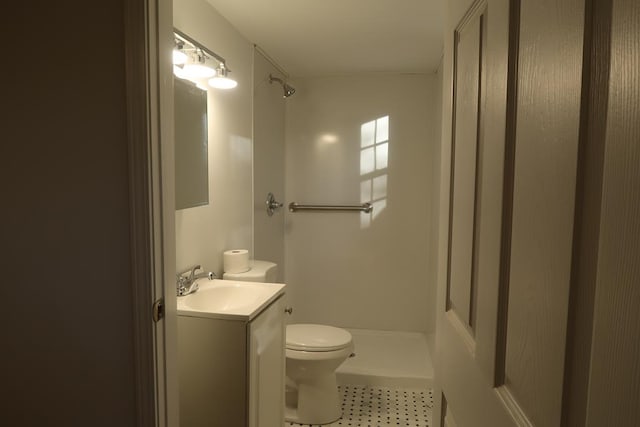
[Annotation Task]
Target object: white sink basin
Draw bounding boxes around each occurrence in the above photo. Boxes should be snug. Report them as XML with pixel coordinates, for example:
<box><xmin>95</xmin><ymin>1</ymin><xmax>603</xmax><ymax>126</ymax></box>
<box><xmin>177</xmin><ymin>279</ymin><xmax>285</xmax><ymax>320</ymax></box>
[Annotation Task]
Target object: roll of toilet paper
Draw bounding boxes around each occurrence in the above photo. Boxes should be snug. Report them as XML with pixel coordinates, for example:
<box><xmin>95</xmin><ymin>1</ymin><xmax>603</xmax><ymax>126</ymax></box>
<box><xmin>223</xmin><ymin>249</ymin><xmax>250</xmax><ymax>273</ymax></box>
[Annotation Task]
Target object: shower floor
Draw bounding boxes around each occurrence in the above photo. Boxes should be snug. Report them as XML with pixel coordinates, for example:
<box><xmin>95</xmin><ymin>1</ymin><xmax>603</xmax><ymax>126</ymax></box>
<box><xmin>336</xmin><ymin>329</ymin><xmax>434</xmax><ymax>389</ymax></box>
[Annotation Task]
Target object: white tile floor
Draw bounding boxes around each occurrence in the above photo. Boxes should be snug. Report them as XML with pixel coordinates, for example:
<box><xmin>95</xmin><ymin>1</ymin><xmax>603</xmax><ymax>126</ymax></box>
<box><xmin>285</xmin><ymin>384</ymin><xmax>433</xmax><ymax>427</ymax></box>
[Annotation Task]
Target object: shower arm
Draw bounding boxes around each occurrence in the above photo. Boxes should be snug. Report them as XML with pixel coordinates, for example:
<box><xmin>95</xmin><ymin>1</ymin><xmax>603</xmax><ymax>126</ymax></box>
<box><xmin>269</xmin><ymin>75</ymin><xmax>285</xmax><ymax>85</ymax></box>
<box><xmin>268</xmin><ymin>74</ymin><xmax>295</xmax><ymax>97</ymax></box>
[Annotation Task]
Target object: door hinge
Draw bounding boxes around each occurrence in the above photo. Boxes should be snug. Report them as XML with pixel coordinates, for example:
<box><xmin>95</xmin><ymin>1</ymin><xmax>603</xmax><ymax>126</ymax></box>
<box><xmin>152</xmin><ymin>298</ymin><xmax>165</xmax><ymax>322</ymax></box>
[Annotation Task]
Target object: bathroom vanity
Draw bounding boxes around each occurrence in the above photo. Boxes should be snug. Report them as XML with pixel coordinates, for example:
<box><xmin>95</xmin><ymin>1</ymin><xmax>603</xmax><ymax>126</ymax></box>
<box><xmin>177</xmin><ymin>279</ymin><xmax>286</xmax><ymax>427</ymax></box>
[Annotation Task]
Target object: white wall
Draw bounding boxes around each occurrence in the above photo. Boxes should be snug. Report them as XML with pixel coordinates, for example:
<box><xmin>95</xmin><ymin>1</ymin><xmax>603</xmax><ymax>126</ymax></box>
<box><xmin>253</xmin><ymin>51</ymin><xmax>286</xmax><ymax>282</ymax></box>
<box><xmin>174</xmin><ymin>0</ymin><xmax>254</xmax><ymax>275</ymax></box>
<box><xmin>284</xmin><ymin>74</ymin><xmax>440</xmax><ymax>333</ymax></box>
<box><xmin>430</xmin><ymin>61</ymin><xmax>444</xmax><ymax>334</ymax></box>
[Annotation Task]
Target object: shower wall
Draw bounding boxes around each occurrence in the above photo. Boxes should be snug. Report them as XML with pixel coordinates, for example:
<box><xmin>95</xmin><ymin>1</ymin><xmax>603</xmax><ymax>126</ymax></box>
<box><xmin>253</xmin><ymin>51</ymin><xmax>286</xmax><ymax>282</ymax></box>
<box><xmin>284</xmin><ymin>74</ymin><xmax>441</xmax><ymax>333</ymax></box>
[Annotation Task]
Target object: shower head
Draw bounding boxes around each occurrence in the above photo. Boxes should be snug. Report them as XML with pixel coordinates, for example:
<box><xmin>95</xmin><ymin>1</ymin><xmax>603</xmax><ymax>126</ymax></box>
<box><xmin>269</xmin><ymin>74</ymin><xmax>296</xmax><ymax>98</ymax></box>
<box><xmin>283</xmin><ymin>83</ymin><xmax>296</xmax><ymax>98</ymax></box>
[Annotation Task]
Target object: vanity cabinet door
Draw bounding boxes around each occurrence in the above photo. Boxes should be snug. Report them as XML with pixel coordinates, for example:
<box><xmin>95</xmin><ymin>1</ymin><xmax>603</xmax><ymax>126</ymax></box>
<box><xmin>248</xmin><ymin>296</ymin><xmax>285</xmax><ymax>427</ymax></box>
<box><xmin>178</xmin><ymin>316</ymin><xmax>247</xmax><ymax>427</ymax></box>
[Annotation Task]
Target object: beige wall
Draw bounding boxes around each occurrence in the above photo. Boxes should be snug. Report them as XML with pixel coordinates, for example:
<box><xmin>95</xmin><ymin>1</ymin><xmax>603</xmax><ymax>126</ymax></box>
<box><xmin>1</xmin><ymin>1</ymin><xmax>137</xmax><ymax>425</ymax></box>
<box><xmin>284</xmin><ymin>74</ymin><xmax>440</xmax><ymax>332</ymax></box>
<box><xmin>253</xmin><ymin>51</ymin><xmax>286</xmax><ymax>282</ymax></box>
<box><xmin>174</xmin><ymin>0</ymin><xmax>254</xmax><ymax>275</ymax></box>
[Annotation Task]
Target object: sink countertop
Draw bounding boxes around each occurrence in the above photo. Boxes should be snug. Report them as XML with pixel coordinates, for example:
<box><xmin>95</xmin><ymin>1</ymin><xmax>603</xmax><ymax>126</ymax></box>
<box><xmin>177</xmin><ymin>279</ymin><xmax>286</xmax><ymax>321</ymax></box>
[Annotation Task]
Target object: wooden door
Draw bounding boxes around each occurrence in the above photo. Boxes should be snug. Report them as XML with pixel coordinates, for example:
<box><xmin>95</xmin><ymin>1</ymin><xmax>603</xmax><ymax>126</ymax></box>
<box><xmin>581</xmin><ymin>0</ymin><xmax>640</xmax><ymax>424</ymax></box>
<box><xmin>435</xmin><ymin>0</ymin><xmax>587</xmax><ymax>425</ymax></box>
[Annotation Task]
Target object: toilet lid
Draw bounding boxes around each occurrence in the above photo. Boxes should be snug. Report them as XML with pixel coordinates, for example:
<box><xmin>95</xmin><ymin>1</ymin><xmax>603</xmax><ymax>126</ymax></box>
<box><xmin>286</xmin><ymin>324</ymin><xmax>352</xmax><ymax>352</ymax></box>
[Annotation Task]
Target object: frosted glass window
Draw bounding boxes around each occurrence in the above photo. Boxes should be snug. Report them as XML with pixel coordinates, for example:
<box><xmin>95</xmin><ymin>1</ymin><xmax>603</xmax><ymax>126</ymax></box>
<box><xmin>360</xmin><ymin>147</ymin><xmax>375</xmax><ymax>175</ymax></box>
<box><xmin>361</xmin><ymin>120</ymin><xmax>376</xmax><ymax>148</ymax></box>
<box><xmin>375</xmin><ymin>116</ymin><xmax>389</xmax><ymax>143</ymax></box>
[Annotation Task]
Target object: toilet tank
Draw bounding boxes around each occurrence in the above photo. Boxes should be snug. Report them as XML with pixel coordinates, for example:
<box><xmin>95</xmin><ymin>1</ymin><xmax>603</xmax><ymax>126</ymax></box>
<box><xmin>223</xmin><ymin>260</ymin><xmax>278</xmax><ymax>283</ymax></box>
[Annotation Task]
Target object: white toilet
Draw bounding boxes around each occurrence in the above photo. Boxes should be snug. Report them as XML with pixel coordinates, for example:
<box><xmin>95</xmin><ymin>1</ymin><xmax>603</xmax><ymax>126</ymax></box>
<box><xmin>222</xmin><ymin>259</ymin><xmax>354</xmax><ymax>425</ymax></box>
<box><xmin>285</xmin><ymin>324</ymin><xmax>353</xmax><ymax>425</ymax></box>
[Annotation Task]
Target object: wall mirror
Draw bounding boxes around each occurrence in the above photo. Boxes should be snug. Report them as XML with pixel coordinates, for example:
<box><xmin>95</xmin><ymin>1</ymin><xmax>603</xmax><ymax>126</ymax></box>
<box><xmin>174</xmin><ymin>77</ymin><xmax>209</xmax><ymax>210</ymax></box>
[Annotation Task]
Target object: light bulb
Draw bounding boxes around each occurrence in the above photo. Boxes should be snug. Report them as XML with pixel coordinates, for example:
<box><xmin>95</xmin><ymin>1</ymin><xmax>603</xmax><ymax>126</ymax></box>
<box><xmin>173</xmin><ymin>65</ymin><xmax>188</xmax><ymax>79</ymax></box>
<box><xmin>181</xmin><ymin>51</ymin><xmax>216</xmax><ymax>79</ymax></box>
<box><xmin>173</xmin><ymin>49</ymin><xmax>187</xmax><ymax>65</ymax></box>
<box><xmin>208</xmin><ymin>63</ymin><xmax>238</xmax><ymax>89</ymax></box>
<box><xmin>182</xmin><ymin>64</ymin><xmax>216</xmax><ymax>79</ymax></box>
<box><xmin>208</xmin><ymin>77</ymin><xmax>238</xmax><ymax>89</ymax></box>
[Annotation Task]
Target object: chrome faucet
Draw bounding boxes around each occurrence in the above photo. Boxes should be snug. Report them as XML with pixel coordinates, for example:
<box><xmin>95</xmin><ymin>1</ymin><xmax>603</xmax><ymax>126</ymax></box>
<box><xmin>176</xmin><ymin>265</ymin><xmax>215</xmax><ymax>296</ymax></box>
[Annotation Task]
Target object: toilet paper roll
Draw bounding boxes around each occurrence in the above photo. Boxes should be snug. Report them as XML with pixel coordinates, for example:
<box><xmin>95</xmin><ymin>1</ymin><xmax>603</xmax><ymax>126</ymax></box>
<box><xmin>223</xmin><ymin>249</ymin><xmax>250</xmax><ymax>273</ymax></box>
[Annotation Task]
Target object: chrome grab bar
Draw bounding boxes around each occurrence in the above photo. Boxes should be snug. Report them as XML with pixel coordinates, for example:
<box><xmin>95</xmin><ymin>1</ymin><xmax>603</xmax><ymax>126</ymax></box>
<box><xmin>288</xmin><ymin>202</ymin><xmax>373</xmax><ymax>213</ymax></box>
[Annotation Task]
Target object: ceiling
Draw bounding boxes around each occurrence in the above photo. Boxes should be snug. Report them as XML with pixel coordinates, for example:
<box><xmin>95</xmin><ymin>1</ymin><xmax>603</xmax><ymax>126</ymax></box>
<box><xmin>205</xmin><ymin>0</ymin><xmax>444</xmax><ymax>77</ymax></box>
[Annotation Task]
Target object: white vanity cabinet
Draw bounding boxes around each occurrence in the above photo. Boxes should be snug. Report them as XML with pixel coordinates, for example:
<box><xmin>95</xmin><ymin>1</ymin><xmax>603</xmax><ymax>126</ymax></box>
<box><xmin>178</xmin><ymin>294</ymin><xmax>285</xmax><ymax>427</ymax></box>
<box><xmin>248</xmin><ymin>296</ymin><xmax>285</xmax><ymax>427</ymax></box>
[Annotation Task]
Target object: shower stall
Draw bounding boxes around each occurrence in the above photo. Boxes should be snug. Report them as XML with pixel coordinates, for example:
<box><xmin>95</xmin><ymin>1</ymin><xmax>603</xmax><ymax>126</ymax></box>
<box><xmin>253</xmin><ymin>49</ymin><xmax>442</xmax><ymax>389</ymax></box>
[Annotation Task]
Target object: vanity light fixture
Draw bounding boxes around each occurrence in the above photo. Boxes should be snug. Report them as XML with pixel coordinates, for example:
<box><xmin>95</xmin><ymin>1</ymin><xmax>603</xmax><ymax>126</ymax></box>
<box><xmin>195</xmin><ymin>81</ymin><xmax>209</xmax><ymax>91</ymax></box>
<box><xmin>173</xmin><ymin>50</ymin><xmax>187</xmax><ymax>65</ymax></box>
<box><xmin>173</xmin><ymin>65</ymin><xmax>188</xmax><ymax>80</ymax></box>
<box><xmin>173</xmin><ymin>30</ymin><xmax>238</xmax><ymax>90</ymax></box>
<box><xmin>181</xmin><ymin>50</ymin><xmax>216</xmax><ymax>79</ymax></box>
<box><xmin>173</xmin><ymin>38</ymin><xmax>188</xmax><ymax>65</ymax></box>
<box><xmin>208</xmin><ymin>63</ymin><xmax>238</xmax><ymax>89</ymax></box>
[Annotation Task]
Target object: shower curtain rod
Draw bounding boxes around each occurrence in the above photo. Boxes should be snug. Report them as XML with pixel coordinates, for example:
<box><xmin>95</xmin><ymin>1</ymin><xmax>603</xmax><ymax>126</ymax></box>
<box><xmin>254</xmin><ymin>44</ymin><xmax>290</xmax><ymax>79</ymax></box>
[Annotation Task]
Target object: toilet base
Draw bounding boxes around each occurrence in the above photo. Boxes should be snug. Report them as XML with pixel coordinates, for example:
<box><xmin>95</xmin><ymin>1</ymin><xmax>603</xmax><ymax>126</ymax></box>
<box><xmin>284</xmin><ymin>373</ymin><xmax>342</xmax><ymax>425</ymax></box>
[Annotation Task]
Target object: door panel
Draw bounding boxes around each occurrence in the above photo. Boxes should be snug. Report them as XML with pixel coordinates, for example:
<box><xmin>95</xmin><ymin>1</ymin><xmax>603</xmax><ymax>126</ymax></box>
<box><xmin>500</xmin><ymin>0</ymin><xmax>585</xmax><ymax>425</ymax></box>
<box><xmin>585</xmin><ymin>0</ymin><xmax>640</xmax><ymax>424</ymax></box>
<box><xmin>447</xmin><ymin>12</ymin><xmax>483</xmax><ymax>330</ymax></box>
<box><xmin>436</xmin><ymin>0</ymin><xmax>516</xmax><ymax>423</ymax></box>
<box><xmin>436</xmin><ymin>0</ymin><xmax>586</xmax><ymax>425</ymax></box>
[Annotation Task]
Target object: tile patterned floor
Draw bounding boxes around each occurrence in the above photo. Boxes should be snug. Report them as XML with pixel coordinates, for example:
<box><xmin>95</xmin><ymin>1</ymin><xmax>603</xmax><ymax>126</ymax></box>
<box><xmin>285</xmin><ymin>385</ymin><xmax>433</xmax><ymax>427</ymax></box>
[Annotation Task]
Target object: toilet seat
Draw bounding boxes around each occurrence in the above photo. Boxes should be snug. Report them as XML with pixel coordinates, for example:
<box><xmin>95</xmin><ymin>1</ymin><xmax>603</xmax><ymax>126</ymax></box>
<box><xmin>286</xmin><ymin>324</ymin><xmax>352</xmax><ymax>352</ymax></box>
